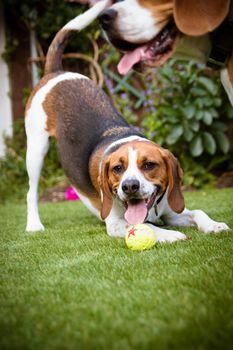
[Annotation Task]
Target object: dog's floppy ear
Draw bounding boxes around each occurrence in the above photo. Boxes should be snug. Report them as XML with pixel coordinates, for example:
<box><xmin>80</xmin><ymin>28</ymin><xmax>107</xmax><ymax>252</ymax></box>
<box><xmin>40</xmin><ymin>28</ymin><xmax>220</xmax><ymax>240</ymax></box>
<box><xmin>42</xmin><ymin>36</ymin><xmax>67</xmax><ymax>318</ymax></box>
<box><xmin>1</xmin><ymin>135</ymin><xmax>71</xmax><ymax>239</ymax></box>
<box><xmin>99</xmin><ymin>158</ymin><xmax>113</xmax><ymax>220</ymax></box>
<box><xmin>162</xmin><ymin>149</ymin><xmax>184</xmax><ymax>213</ymax></box>
<box><xmin>174</xmin><ymin>0</ymin><xmax>230</xmax><ymax>36</ymax></box>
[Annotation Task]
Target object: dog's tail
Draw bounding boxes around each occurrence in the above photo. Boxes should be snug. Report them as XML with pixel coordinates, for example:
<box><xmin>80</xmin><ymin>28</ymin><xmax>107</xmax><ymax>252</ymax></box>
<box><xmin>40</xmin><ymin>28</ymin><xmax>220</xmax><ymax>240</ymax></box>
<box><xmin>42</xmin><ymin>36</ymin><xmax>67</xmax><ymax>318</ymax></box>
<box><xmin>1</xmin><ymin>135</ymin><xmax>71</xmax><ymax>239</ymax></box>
<box><xmin>44</xmin><ymin>0</ymin><xmax>110</xmax><ymax>75</ymax></box>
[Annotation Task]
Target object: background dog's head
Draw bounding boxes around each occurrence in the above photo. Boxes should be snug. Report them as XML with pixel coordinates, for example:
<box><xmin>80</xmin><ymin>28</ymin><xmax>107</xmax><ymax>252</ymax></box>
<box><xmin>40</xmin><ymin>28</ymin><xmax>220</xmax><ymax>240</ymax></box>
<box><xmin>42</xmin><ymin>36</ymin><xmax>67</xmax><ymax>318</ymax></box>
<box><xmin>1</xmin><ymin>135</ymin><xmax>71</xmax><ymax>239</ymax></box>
<box><xmin>99</xmin><ymin>0</ymin><xmax>230</xmax><ymax>74</ymax></box>
<box><xmin>99</xmin><ymin>140</ymin><xmax>184</xmax><ymax>224</ymax></box>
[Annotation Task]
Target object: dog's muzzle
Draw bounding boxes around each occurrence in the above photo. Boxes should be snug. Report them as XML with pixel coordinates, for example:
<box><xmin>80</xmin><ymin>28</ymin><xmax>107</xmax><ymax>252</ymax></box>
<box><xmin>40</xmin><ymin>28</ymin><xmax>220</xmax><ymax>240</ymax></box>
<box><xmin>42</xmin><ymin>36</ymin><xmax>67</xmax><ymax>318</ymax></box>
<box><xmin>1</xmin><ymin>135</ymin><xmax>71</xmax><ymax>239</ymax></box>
<box><xmin>122</xmin><ymin>185</ymin><xmax>159</xmax><ymax>225</ymax></box>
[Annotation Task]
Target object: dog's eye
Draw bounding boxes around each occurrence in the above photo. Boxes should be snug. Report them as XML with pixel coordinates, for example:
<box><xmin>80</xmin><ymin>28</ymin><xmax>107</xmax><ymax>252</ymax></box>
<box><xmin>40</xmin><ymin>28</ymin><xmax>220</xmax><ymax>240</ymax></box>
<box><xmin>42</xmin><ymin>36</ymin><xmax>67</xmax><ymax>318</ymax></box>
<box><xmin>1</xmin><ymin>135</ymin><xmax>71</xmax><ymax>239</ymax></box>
<box><xmin>142</xmin><ymin>162</ymin><xmax>158</xmax><ymax>171</ymax></box>
<box><xmin>112</xmin><ymin>165</ymin><xmax>124</xmax><ymax>174</ymax></box>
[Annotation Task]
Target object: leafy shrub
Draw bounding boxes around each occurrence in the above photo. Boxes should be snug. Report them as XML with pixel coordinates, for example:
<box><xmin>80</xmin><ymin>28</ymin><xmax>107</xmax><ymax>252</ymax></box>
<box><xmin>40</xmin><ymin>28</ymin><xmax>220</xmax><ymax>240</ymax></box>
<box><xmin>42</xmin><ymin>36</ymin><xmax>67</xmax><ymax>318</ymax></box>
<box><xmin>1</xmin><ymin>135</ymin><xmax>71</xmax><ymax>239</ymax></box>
<box><xmin>0</xmin><ymin>121</ymin><xmax>27</xmax><ymax>201</ymax></box>
<box><xmin>142</xmin><ymin>60</ymin><xmax>232</xmax><ymax>155</ymax></box>
<box><xmin>0</xmin><ymin>120</ymin><xmax>65</xmax><ymax>202</ymax></box>
<box><xmin>140</xmin><ymin>60</ymin><xmax>233</xmax><ymax>187</ymax></box>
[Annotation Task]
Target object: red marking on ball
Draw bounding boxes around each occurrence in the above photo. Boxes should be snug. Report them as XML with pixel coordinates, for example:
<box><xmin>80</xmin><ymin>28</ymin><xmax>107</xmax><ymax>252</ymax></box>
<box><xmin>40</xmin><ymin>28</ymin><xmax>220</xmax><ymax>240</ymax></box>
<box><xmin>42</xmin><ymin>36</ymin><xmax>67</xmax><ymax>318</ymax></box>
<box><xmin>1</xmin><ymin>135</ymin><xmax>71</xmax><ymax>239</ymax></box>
<box><xmin>128</xmin><ymin>226</ymin><xmax>137</xmax><ymax>238</ymax></box>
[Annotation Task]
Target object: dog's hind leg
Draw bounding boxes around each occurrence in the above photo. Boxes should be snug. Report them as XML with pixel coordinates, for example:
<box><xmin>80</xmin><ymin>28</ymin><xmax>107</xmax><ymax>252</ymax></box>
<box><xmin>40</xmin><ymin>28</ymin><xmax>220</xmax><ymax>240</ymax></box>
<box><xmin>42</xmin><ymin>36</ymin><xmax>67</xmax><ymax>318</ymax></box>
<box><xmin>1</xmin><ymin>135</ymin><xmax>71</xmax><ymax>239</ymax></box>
<box><xmin>163</xmin><ymin>208</ymin><xmax>229</xmax><ymax>233</ymax></box>
<box><xmin>25</xmin><ymin>112</ymin><xmax>49</xmax><ymax>232</ymax></box>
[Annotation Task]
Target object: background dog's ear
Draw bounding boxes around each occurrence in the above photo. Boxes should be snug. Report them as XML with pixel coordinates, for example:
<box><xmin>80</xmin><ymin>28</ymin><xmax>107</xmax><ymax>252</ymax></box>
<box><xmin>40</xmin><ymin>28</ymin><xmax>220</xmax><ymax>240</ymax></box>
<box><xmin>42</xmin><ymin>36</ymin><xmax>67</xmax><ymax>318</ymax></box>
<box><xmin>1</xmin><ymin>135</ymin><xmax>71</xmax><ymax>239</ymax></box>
<box><xmin>174</xmin><ymin>0</ymin><xmax>230</xmax><ymax>35</ymax></box>
<box><xmin>162</xmin><ymin>150</ymin><xmax>184</xmax><ymax>213</ymax></box>
<box><xmin>99</xmin><ymin>159</ymin><xmax>113</xmax><ymax>220</ymax></box>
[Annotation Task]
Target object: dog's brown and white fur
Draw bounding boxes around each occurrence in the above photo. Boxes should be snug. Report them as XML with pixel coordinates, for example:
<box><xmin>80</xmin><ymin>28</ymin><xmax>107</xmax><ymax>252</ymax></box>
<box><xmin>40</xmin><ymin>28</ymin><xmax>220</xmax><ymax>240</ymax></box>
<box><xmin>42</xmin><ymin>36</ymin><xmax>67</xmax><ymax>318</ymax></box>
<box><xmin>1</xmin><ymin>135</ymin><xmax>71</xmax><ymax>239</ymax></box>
<box><xmin>25</xmin><ymin>0</ymin><xmax>229</xmax><ymax>242</ymax></box>
<box><xmin>99</xmin><ymin>0</ymin><xmax>233</xmax><ymax>105</ymax></box>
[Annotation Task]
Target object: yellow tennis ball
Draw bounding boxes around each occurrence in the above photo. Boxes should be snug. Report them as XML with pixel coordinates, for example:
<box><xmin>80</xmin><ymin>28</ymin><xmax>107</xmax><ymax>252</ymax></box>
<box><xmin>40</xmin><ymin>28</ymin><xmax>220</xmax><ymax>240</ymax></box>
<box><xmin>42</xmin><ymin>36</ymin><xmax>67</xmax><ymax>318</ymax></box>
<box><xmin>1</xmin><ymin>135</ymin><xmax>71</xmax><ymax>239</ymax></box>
<box><xmin>125</xmin><ymin>224</ymin><xmax>156</xmax><ymax>251</ymax></box>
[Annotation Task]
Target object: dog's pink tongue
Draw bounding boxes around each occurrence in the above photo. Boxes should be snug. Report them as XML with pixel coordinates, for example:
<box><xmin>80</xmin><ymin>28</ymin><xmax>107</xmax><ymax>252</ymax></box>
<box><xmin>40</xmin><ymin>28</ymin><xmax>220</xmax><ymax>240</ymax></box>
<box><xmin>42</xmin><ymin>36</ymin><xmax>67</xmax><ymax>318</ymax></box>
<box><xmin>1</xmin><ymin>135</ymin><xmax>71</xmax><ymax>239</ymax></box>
<box><xmin>117</xmin><ymin>45</ymin><xmax>151</xmax><ymax>75</ymax></box>
<box><xmin>124</xmin><ymin>200</ymin><xmax>148</xmax><ymax>225</ymax></box>
<box><xmin>117</xmin><ymin>47</ymin><xmax>142</xmax><ymax>75</ymax></box>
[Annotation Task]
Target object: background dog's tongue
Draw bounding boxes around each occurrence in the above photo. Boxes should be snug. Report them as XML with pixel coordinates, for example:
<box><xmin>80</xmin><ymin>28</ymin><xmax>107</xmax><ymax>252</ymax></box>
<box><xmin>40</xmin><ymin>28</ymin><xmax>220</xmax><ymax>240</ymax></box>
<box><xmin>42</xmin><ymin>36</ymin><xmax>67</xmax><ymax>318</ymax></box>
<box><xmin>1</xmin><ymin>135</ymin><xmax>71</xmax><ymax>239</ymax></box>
<box><xmin>117</xmin><ymin>47</ymin><xmax>142</xmax><ymax>75</ymax></box>
<box><xmin>124</xmin><ymin>201</ymin><xmax>148</xmax><ymax>225</ymax></box>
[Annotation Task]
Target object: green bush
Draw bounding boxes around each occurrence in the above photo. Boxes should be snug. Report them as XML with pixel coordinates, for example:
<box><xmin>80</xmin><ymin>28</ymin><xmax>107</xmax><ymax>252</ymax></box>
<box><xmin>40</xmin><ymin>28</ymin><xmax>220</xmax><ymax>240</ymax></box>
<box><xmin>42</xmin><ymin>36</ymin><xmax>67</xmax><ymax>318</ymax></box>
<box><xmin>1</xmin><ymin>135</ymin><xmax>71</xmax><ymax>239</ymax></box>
<box><xmin>140</xmin><ymin>60</ymin><xmax>233</xmax><ymax>187</ymax></box>
<box><xmin>142</xmin><ymin>60</ymin><xmax>231</xmax><ymax>154</ymax></box>
<box><xmin>0</xmin><ymin>120</ymin><xmax>65</xmax><ymax>202</ymax></box>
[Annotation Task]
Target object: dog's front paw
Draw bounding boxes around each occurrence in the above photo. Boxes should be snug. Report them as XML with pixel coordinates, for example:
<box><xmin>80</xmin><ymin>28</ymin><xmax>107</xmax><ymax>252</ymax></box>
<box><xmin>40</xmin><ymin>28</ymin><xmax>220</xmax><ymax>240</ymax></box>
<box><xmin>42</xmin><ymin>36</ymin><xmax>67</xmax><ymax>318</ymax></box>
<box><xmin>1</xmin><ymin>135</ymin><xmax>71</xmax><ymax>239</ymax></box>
<box><xmin>199</xmin><ymin>221</ymin><xmax>230</xmax><ymax>233</ymax></box>
<box><xmin>155</xmin><ymin>229</ymin><xmax>187</xmax><ymax>243</ymax></box>
<box><xmin>106</xmin><ymin>219</ymin><xmax>128</xmax><ymax>238</ymax></box>
<box><xmin>26</xmin><ymin>221</ymin><xmax>45</xmax><ymax>232</ymax></box>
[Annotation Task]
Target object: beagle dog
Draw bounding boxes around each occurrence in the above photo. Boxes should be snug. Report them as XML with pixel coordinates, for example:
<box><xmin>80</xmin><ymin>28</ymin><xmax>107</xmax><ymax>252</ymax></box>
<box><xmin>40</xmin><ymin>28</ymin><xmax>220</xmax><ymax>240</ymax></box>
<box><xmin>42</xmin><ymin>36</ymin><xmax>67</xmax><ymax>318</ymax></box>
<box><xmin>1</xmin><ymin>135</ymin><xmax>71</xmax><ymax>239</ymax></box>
<box><xmin>99</xmin><ymin>0</ymin><xmax>233</xmax><ymax>105</ymax></box>
<box><xmin>25</xmin><ymin>0</ymin><xmax>229</xmax><ymax>242</ymax></box>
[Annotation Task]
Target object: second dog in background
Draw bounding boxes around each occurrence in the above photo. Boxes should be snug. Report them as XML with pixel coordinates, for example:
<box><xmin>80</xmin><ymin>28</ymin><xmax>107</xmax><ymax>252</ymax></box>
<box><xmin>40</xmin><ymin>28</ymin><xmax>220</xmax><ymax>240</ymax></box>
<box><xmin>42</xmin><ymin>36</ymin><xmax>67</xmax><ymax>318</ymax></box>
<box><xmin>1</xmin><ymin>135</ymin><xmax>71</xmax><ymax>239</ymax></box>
<box><xmin>99</xmin><ymin>0</ymin><xmax>233</xmax><ymax>105</ymax></box>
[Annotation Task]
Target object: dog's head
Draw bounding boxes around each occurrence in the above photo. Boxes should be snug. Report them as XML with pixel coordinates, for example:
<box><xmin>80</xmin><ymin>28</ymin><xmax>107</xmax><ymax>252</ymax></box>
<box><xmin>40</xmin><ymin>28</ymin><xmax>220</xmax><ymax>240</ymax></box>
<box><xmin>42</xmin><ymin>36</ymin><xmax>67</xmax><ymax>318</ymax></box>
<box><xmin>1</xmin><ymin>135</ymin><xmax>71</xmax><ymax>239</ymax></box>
<box><xmin>99</xmin><ymin>0</ymin><xmax>230</xmax><ymax>75</ymax></box>
<box><xmin>99</xmin><ymin>140</ymin><xmax>184</xmax><ymax>224</ymax></box>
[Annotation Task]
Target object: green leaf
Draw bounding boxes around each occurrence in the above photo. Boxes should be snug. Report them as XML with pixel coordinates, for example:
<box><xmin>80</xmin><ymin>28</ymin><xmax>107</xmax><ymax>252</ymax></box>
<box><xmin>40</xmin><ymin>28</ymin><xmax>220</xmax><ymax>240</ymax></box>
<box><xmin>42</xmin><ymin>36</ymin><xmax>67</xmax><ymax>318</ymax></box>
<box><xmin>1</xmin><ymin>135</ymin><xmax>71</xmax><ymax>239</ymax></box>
<box><xmin>198</xmin><ymin>77</ymin><xmax>217</xmax><ymax>95</ymax></box>
<box><xmin>166</xmin><ymin>125</ymin><xmax>183</xmax><ymax>145</ymax></box>
<box><xmin>181</xmin><ymin>105</ymin><xmax>196</xmax><ymax>119</ymax></box>
<box><xmin>209</xmin><ymin>108</ymin><xmax>218</xmax><ymax>118</ymax></box>
<box><xmin>203</xmin><ymin>111</ymin><xmax>213</xmax><ymax>125</ymax></box>
<box><xmin>162</xmin><ymin>65</ymin><xmax>174</xmax><ymax>80</ymax></box>
<box><xmin>189</xmin><ymin>136</ymin><xmax>203</xmax><ymax>157</ymax></box>
<box><xmin>213</xmin><ymin>98</ymin><xmax>222</xmax><ymax>107</ymax></box>
<box><xmin>190</xmin><ymin>87</ymin><xmax>207</xmax><ymax>97</ymax></box>
<box><xmin>215</xmin><ymin>131</ymin><xmax>230</xmax><ymax>154</ymax></box>
<box><xmin>202</xmin><ymin>132</ymin><xmax>216</xmax><ymax>155</ymax></box>
<box><xmin>194</xmin><ymin>98</ymin><xmax>204</xmax><ymax>109</ymax></box>
<box><xmin>196</xmin><ymin>110</ymin><xmax>204</xmax><ymax>120</ymax></box>
<box><xmin>184</xmin><ymin>129</ymin><xmax>194</xmax><ymax>142</ymax></box>
<box><xmin>207</xmin><ymin>155</ymin><xmax>229</xmax><ymax>171</ymax></box>
<box><xmin>201</xmin><ymin>97</ymin><xmax>214</xmax><ymax>107</ymax></box>
<box><xmin>190</xmin><ymin>120</ymin><xmax>200</xmax><ymax>132</ymax></box>
<box><xmin>161</xmin><ymin>107</ymin><xmax>179</xmax><ymax>119</ymax></box>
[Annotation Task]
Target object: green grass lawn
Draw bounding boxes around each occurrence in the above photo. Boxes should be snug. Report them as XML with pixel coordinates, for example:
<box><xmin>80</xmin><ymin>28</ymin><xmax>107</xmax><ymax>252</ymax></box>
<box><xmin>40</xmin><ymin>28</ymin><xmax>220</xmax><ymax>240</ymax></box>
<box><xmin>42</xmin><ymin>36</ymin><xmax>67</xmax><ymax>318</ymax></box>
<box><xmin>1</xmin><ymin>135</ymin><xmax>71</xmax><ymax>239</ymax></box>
<box><xmin>1</xmin><ymin>188</ymin><xmax>233</xmax><ymax>350</ymax></box>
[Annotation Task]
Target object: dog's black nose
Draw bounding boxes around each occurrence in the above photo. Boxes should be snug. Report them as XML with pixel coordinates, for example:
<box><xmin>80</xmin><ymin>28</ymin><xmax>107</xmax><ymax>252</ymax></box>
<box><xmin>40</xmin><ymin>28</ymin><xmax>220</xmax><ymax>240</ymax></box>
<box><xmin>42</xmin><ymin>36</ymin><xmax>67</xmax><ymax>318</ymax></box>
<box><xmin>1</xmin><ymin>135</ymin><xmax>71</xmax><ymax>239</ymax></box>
<box><xmin>98</xmin><ymin>9</ymin><xmax>117</xmax><ymax>29</ymax></box>
<box><xmin>122</xmin><ymin>179</ymin><xmax>140</xmax><ymax>195</ymax></box>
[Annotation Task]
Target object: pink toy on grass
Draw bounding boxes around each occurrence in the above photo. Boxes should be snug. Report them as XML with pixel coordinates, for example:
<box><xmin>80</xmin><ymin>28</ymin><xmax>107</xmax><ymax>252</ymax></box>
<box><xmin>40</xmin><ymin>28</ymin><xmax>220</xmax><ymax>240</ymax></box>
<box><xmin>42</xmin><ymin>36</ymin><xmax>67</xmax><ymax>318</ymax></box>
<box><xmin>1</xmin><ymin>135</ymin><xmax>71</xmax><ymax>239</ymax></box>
<box><xmin>65</xmin><ymin>186</ymin><xmax>80</xmax><ymax>201</ymax></box>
